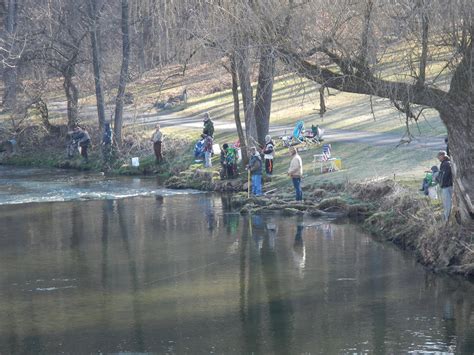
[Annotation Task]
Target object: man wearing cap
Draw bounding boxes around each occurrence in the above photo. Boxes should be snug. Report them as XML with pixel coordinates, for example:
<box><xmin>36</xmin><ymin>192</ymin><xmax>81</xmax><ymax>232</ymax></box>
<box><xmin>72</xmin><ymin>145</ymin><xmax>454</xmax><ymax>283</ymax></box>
<box><xmin>151</xmin><ymin>124</ymin><xmax>163</xmax><ymax>163</ymax></box>
<box><xmin>437</xmin><ymin>150</ymin><xmax>453</xmax><ymax>221</ymax></box>
<box><xmin>202</xmin><ymin>112</ymin><xmax>214</xmax><ymax>137</ymax></box>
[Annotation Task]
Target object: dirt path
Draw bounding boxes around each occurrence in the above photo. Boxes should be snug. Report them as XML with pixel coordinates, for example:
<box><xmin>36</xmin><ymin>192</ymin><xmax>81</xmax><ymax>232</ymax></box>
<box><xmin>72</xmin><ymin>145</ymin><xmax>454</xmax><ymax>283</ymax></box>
<box><xmin>49</xmin><ymin>101</ymin><xmax>445</xmax><ymax>150</ymax></box>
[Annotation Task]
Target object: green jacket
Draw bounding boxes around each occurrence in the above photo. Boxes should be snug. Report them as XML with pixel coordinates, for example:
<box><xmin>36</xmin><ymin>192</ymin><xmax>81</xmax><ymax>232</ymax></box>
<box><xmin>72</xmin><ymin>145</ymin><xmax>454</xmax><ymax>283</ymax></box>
<box><xmin>203</xmin><ymin>120</ymin><xmax>214</xmax><ymax>137</ymax></box>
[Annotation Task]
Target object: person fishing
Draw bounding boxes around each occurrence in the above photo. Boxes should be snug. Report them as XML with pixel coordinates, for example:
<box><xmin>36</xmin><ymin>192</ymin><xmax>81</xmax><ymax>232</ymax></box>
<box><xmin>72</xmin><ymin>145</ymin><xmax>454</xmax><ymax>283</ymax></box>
<box><xmin>202</xmin><ymin>112</ymin><xmax>214</xmax><ymax>138</ymax></box>
<box><xmin>437</xmin><ymin>150</ymin><xmax>453</xmax><ymax>221</ymax></box>
<box><xmin>263</xmin><ymin>135</ymin><xmax>275</xmax><ymax>179</ymax></box>
<box><xmin>220</xmin><ymin>143</ymin><xmax>229</xmax><ymax>179</ymax></box>
<box><xmin>150</xmin><ymin>124</ymin><xmax>163</xmax><ymax>163</ymax></box>
<box><xmin>247</xmin><ymin>146</ymin><xmax>263</xmax><ymax>196</ymax></box>
<box><xmin>288</xmin><ymin>146</ymin><xmax>303</xmax><ymax>201</ymax></box>
<box><xmin>202</xmin><ymin>133</ymin><xmax>213</xmax><ymax>168</ymax></box>
<box><xmin>102</xmin><ymin>122</ymin><xmax>113</xmax><ymax>164</ymax></box>
<box><xmin>70</xmin><ymin>126</ymin><xmax>91</xmax><ymax>161</ymax></box>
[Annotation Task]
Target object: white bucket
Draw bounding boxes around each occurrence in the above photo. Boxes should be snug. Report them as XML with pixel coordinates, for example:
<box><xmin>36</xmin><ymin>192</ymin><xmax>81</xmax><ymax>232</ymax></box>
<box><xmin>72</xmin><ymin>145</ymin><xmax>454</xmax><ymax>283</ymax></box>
<box><xmin>428</xmin><ymin>186</ymin><xmax>438</xmax><ymax>200</ymax></box>
<box><xmin>236</xmin><ymin>148</ymin><xmax>242</xmax><ymax>162</ymax></box>
<box><xmin>131</xmin><ymin>157</ymin><xmax>140</xmax><ymax>167</ymax></box>
<box><xmin>212</xmin><ymin>144</ymin><xmax>221</xmax><ymax>155</ymax></box>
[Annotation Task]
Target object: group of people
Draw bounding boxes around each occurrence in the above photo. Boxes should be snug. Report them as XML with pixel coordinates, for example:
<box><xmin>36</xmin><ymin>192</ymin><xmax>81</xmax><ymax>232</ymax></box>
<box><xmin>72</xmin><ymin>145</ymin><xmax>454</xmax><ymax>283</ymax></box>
<box><xmin>197</xmin><ymin>112</ymin><xmax>303</xmax><ymax>201</ymax></box>
<box><xmin>246</xmin><ymin>141</ymin><xmax>302</xmax><ymax>201</ymax></box>
<box><xmin>67</xmin><ymin>123</ymin><xmax>113</xmax><ymax>164</ymax></box>
<box><xmin>72</xmin><ymin>115</ymin><xmax>455</xmax><ymax>219</ymax></box>
<box><xmin>419</xmin><ymin>138</ymin><xmax>453</xmax><ymax>222</ymax></box>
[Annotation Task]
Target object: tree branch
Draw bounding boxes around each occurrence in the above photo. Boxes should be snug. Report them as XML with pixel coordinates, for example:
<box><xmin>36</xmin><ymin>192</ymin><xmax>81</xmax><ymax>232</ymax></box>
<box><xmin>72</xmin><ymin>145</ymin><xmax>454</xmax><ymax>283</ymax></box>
<box><xmin>278</xmin><ymin>47</ymin><xmax>453</xmax><ymax>114</ymax></box>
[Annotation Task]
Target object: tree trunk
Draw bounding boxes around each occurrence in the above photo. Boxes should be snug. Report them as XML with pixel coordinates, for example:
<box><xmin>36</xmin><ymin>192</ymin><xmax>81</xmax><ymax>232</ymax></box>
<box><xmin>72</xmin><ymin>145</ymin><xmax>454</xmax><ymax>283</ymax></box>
<box><xmin>359</xmin><ymin>0</ymin><xmax>373</xmax><ymax>70</ymax></box>
<box><xmin>442</xmin><ymin>41</ymin><xmax>474</xmax><ymax>231</ymax></box>
<box><xmin>2</xmin><ymin>0</ymin><xmax>18</xmax><ymax>111</ymax></box>
<box><xmin>254</xmin><ymin>46</ymin><xmax>275</xmax><ymax>146</ymax></box>
<box><xmin>230</xmin><ymin>53</ymin><xmax>248</xmax><ymax>165</ymax></box>
<box><xmin>441</xmin><ymin>107</ymin><xmax>474</xmax><ymax>230</ymax></box>
<box><xmin>137</xmin><ymin>23</ymin><xmax>147</xmax><ymax>73</ymax></box>
<box><xmin>63</xmin><ymin>66</ymin><xmax>79</xmax><ymax>128</ymax></box>
<box><xmin>89</xmin><ymin>0</ymin><xmax>106</xmax><ymax>131</ymax></box>
<box><xmin>417</xmin><ymin>0</ymin><xmax>429</xmax><ymax>86</ymax></box>
<box><xmin>236</xmin><ymin>45</ymin><xmax>258</xmax><ymax>147</ymax></box>
<box><xmin>114</xmin><ymin>0</ymin><xmax>131</xmax><ymax>146</ymax></box>
<box><xmin>319</xmin><ymin>85</ymin><xmax>327</xmax><ymax>117</ymax></box>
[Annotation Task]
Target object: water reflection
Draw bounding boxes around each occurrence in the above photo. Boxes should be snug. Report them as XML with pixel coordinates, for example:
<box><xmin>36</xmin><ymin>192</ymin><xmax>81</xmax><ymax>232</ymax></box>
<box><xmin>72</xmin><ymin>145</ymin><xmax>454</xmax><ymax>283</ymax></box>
<box><xmin>259</xmin><ymin>217</ymin><xmax>294</xmax><ymax>355</ymax></box>
<box><xmin>292</xmin><ymin>216</ymin><xmax>305</xmax><ymax>277</ymax></box>
<box><xmin>117</xmin><ymin>199</ymin><xmax>145</xmax><ymax>352</ymax></box>
<box><xmin>0</xmin><ymin>194</ymin><xmax>474</xmax><ymax>353</ymax></box>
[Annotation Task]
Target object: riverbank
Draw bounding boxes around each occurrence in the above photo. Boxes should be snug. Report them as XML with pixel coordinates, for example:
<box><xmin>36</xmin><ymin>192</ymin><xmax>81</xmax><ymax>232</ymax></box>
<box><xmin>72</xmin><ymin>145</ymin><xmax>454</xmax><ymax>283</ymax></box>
<box><xmin>0</xmin><ymin>126</ymin><xmax>197</xmax><ymax>180</ymax></box>
<box><xmin>164</xmin><ymin>162</ymin><xmax>474</xmax><ymax>278</ymax></box>
<box><xmin>2</xmin><ymin>127</ymin><xmax>470</xmax><ymax>279</ymax></box>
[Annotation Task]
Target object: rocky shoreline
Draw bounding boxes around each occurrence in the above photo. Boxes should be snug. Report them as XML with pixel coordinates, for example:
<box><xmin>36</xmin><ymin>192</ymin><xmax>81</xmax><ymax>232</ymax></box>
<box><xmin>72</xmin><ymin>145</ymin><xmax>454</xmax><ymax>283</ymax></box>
<box><xmin>165</xmin><ymin>167</ymin><xmax>474</xmax><ymax>279</ymax></box>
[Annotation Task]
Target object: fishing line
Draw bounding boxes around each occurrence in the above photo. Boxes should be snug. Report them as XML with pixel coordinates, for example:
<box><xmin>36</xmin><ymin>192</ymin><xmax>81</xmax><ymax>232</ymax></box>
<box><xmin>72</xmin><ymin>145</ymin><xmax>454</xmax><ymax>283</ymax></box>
<box><xmin>144</xmin><ymin>253</ymin><xmax>236</xmax><ymax>286</ymax></box>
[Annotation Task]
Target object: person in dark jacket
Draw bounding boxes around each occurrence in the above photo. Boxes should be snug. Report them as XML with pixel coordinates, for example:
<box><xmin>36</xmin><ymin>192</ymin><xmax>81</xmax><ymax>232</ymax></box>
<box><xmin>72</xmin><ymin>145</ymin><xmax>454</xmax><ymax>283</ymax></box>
<box><xmin>220</xmin><ymin>143</ymin><xmax>229</xmax><ymax>179</ymax></box>
<box><xmin>202</xmin><ymin>112</ymin><xmax>214</xmax><ymax>137</ymax></box>
<box><xmin>72</xmin><ymin>126</ymin><xmax>91</xmax><ymax>161</ymax></box>
<box><xmin>102</xmin><ymin>122</ymin><xmax>113</xmax><ymax>164</ymax></box>
<box><xmin>437</xmin><ymin>151</ymin><xmax>453</xmax><ymax>221</ymax></box>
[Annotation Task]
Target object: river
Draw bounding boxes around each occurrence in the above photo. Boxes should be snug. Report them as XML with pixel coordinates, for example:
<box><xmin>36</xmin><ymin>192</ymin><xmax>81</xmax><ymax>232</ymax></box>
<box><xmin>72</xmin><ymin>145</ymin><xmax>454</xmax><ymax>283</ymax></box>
<box><xmin>0</xmin><ymin>166</ymin><xmax>473</xmax><ymax>354</ymax></box>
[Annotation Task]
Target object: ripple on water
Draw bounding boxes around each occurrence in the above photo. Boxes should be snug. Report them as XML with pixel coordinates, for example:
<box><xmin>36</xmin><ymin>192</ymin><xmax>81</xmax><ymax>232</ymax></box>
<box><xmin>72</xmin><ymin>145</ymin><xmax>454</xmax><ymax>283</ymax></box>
<box><xmin>0</xmin><ymin>166</ymin><xmax>201</xmax><ymax>205</ymax></box>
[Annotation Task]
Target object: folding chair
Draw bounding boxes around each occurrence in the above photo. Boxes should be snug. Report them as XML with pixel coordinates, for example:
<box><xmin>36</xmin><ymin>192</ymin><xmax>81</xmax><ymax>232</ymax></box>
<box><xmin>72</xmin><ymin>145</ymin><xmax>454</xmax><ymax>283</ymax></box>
<box><xmin>313</xmin><ymin>144</ymin><xmax>339</xmax><ymax>173</ymax></box>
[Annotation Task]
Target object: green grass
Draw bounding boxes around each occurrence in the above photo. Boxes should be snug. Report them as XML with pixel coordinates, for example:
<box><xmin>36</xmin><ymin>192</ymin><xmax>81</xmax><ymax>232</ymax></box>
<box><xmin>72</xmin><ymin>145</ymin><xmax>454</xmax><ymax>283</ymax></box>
<box><xmin>259</xmin><ymin>141</ymin><xmax>436</xmax><ymax>191</ymax></box>
<box><xmin>0</xmin><ymin>41</ymin><xmax>451</xmax><ymax>186</ymax></box>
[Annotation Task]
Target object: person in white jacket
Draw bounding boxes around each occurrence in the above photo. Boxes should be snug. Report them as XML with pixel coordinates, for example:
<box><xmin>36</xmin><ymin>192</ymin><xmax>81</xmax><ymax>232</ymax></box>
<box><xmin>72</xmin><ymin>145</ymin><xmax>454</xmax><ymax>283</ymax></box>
<box><xmin>288</xmin><ymin>146</ymin><xmax>303</xmax><ymax>201</ymax></box>
<box><xmin>263</xmin><ymin>135</ymin><xmax>274</xmax><ymax>178</ymax></box>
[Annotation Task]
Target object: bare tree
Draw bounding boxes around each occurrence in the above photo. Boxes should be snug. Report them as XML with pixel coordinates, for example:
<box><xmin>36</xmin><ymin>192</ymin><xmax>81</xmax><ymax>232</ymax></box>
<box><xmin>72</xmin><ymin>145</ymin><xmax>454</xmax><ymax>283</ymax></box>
<box><xmin>229</xmin><ymin>52</ymin><xmax>248</xmax><ymax>164</ymax></box>
<box><xmin>2</xmin><ymin>0</ymin><xmax>19</xmax><ymax>110</ymax></box>
<box><xmin>278</xmin><ymin>0</ymin><xmax>474</xmax><ymax>231</ymax></box>
<box><xmin>113</xmin><ymin>0</ymin><xmax>130</xmax><ymax>146</ymax></box>
<box><xmin>88</xmin><ymin>0</ymin><xmax>106</xmax><ymax>130</ymax></box>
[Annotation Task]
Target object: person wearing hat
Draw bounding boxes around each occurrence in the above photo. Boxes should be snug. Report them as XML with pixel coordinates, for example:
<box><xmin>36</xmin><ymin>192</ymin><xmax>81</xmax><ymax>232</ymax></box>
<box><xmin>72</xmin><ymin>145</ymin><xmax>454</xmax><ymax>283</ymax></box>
<box><xmin>71</xmin><ymin>126</ymin><xmax>91</xmax><ymax>161</ymax></box>
<box><xmin>437</xmin><ymin>150</ymin><xmax>453</xmax><ymax>221</ymax></box>
<box><xmin>202</xmin><ymin>112</ymin><xmax>214</xmax><ymax>137</ymax></box>
<box><xmin>288</xmin><ymin>146</ymin><xmax>303</xmax><ymax>201</ymax></box>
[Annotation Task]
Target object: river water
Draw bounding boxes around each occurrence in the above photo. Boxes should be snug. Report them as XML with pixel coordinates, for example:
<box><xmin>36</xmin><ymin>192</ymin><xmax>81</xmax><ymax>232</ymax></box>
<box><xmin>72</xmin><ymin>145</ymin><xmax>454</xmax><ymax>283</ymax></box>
<box><xmin>1</xmin><ymin>166</ymin><xmax>474</xmax><ymax>354</ymax></box>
